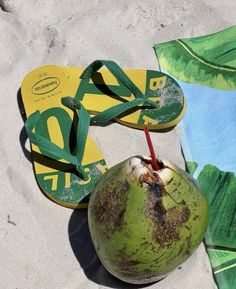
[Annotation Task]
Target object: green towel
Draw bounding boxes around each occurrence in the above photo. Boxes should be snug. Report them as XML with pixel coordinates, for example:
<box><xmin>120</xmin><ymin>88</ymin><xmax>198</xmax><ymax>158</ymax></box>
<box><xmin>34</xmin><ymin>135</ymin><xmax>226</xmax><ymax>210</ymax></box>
<box><xmin>154</xmin><ymin>26</ymin><xmax>236</xmax><ymax>289</ymax></box>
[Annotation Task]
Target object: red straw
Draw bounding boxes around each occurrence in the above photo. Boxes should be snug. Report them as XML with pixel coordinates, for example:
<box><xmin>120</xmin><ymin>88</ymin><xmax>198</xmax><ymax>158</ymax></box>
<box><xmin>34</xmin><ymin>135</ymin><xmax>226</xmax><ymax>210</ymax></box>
<box><xmin>144</xmin><ymin>127</ymin><xmax>159</xmax><ymax>170</ymax></box>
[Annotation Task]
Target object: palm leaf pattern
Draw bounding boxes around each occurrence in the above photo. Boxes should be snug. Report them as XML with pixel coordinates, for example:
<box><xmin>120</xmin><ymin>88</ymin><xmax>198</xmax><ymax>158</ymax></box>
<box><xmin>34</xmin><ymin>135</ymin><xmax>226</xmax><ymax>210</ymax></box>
<box><xmin>154</xmin><ymin>26</ymin><xmax>236</xmax><ymax>90</ymax></box>
<box><xmin>155</xmin><ymin>26</ymin><xmax>236</xmax><ymax>289</ymax></box>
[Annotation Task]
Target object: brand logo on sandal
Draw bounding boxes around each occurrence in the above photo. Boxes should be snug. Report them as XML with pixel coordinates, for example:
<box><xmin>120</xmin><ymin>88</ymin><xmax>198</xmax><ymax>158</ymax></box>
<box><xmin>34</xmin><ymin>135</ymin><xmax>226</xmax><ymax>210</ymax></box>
<box><xmin>32</xmin><ymin>77</ymin><xmax>60</xmax><ymax>95</ymax></box>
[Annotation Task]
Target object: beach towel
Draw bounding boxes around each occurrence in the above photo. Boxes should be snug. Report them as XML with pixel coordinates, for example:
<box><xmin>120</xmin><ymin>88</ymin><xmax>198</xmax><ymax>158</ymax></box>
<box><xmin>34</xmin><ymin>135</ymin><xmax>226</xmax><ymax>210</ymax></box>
<box><xmin>155</xmin><ymin>26</ymin><xmax>236</xmax><ymax>289</ymax></box>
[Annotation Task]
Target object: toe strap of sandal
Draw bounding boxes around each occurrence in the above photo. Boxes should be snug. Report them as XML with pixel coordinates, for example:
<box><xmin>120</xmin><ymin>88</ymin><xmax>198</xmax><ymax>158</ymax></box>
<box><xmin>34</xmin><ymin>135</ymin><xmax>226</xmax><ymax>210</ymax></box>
<box><xmin>25</xmin><ymin>100</ymin><xmax>91</xmax><ymax>181</ymax></box>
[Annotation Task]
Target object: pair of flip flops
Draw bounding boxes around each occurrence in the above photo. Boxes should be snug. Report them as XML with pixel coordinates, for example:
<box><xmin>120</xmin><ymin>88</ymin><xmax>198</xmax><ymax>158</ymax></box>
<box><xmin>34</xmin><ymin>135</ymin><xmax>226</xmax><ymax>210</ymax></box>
<box><xmin>21</xmin><ymin>60</ymin><xmax>186</xmax><ymax>208</ymax></box>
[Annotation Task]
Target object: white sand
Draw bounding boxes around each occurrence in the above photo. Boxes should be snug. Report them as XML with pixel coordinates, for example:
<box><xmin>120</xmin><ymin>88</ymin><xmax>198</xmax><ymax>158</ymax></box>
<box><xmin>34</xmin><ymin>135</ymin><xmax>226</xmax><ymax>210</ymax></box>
<box><xmin>1</xmin><ymin>0</ymin><xmax>235</xmax><ymax>288</ymax></box>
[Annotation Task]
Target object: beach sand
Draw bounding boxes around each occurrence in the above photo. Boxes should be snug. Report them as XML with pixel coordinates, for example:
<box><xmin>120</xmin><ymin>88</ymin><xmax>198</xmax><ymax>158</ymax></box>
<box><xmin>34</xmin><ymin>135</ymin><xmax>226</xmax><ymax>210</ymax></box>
<box><xmin>1</xmin><ymin>0</ymin><xmax>235</xmax><ymax>288</ymax></box>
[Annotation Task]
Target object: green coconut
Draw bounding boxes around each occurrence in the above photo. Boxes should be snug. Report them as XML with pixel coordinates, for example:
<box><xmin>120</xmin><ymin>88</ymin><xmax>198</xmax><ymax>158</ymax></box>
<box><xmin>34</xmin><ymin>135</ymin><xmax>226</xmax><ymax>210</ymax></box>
<box><xmin>88</xmin><ymin>156</ymin><xmax>208</xmax><ymax>284</ymax></box>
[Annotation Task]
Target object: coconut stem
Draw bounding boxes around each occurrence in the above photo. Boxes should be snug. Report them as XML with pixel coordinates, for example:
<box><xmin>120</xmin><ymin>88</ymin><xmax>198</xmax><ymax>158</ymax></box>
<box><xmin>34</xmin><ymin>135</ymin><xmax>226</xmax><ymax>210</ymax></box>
<box><xmin>144</xmin><ymin>127</ymin><xmax>159</xmax><ymax>170</ymax></box>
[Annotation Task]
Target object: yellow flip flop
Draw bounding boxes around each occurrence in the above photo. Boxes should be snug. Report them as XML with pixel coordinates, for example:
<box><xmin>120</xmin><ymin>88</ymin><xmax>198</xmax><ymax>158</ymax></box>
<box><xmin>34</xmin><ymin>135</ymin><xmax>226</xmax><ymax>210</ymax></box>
<box><xmin>61</xmin><ymin>60</ymin><xmax>186</xmax><ymax>130</ymax></box>
<box><xmin>21</xmin><ymin>65</ymin><xmax>107</xmax><ymax>209</ymax></box>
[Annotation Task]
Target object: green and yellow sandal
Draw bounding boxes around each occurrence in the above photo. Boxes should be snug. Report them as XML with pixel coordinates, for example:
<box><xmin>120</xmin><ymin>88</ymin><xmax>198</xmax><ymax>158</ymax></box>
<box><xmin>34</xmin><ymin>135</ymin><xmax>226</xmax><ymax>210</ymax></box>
<box><xmin>62</xmin><ymin>60</ymin><xmax>186</xmax><ymax>130</ymax></box>
<box><xmin>21</xmin><ymin>66</ymin><xmax>107</xmax><ymax>208</ymax></box>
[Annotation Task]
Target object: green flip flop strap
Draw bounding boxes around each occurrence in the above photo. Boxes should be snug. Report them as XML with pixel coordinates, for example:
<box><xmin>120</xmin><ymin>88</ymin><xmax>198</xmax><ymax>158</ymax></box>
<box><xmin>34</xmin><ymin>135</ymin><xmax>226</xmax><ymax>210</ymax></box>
<box><xmin>61</xmin><ymin>97</ymin><xmax>90</xmax><ymax>165</ymax></box>
<box><xmin>80</xmin><ymin>60</ymin><xmax>159</xmax><ymax>121</ymax></box>
<box><xmin>91</xmin><ymin>97</ymin><xmax>144</xmax><ymax>123</ymax></box>
<box><xmin>25</xmin><ymin>103</ymin><xmax>90</xmax><ymax>180</ymax></box>
<box><xmin>81</xmin><ymin>60</ymin><xmax>146</xmax><ymax>99</ymax></box>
